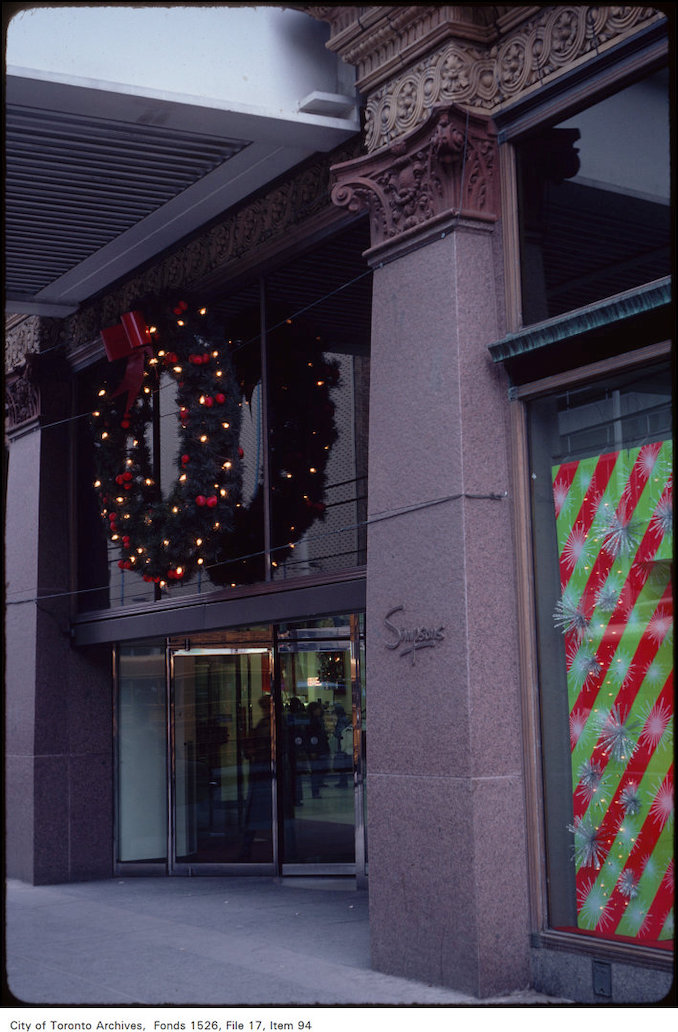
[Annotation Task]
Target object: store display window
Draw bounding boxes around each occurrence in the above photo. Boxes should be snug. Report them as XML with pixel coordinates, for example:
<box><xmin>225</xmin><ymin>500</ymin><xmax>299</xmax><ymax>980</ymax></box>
<box><xmin>528</xmin><ymin>361</ymin><xmax>673</xmax><ymax>947</ymax></box>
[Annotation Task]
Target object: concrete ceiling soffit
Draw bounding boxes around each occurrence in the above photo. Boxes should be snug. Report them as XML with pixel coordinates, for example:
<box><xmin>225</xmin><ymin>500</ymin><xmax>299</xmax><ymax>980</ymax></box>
<box><xmin>5</xmin><ymin>70</ymin><xmax>359</xmax><ymax>318</ymax></box>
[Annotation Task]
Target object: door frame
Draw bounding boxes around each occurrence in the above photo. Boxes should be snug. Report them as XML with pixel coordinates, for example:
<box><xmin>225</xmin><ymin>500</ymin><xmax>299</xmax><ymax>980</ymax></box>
<box><xmin>116</xmin><ymin>614</ymin><xmax>366</xmax><ymax>879</ymax></box>
<box><xmin>167</xmin><ymin>642</ymin><xmax>278</xmax><ymax>877</ymax></box>
<box><xmin>276</xmin><ymin>613</ymin><xmax>366</xmax><ymax>882</ymax></box>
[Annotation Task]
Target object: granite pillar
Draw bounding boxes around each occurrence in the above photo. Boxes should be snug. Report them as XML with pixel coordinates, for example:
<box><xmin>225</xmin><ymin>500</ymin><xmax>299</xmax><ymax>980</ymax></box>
<box><xmin>5</xmin><ymin>352</ymin><xmax>114</xmax><ymax>884</ymax></box>
<box><xmin>332</xmin><ymin>105</ymin><xmax>530</xmax><ymax>997</ymax></box>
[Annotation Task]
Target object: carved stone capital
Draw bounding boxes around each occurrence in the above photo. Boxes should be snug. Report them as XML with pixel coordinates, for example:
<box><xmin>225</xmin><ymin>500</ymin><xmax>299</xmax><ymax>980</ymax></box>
<box><xmin>330</xmin><ymin>103</ymin><xmax>498</xmax><ymax>253</ymax></box>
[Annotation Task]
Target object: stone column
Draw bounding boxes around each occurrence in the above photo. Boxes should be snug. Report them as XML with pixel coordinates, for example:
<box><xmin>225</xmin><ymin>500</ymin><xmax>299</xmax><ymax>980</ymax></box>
<box><xmin>331</xmin><ymin>105</ymin><xmax>530</xmax><ymax>996</ymax></box>
<box><xmin>5</xmin><ymin>326</ymin><xmax>113</xmax><ymax>884</ymax></box>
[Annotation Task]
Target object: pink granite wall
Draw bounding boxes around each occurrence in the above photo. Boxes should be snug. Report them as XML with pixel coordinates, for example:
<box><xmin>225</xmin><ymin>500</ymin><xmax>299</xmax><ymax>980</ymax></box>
<box><xmin>365</xmin><ymin>220</ymin><xmax>531</xmax><ymax>997</ymax></box>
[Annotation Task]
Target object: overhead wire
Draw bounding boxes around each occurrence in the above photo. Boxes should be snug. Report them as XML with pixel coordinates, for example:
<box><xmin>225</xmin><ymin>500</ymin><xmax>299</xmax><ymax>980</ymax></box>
<box><xmin>11</xmin><ymin>263</ymin><xmax>376</xmax><ymax>434</ymax></box>
<box><xmin>5</xmin><ymin>260</ymin><xmax>510</xmax><ymax>611</ymax></box>
<box><xmin>5</xmin><ymin>488</ymin><xmax>508</xmax><ymax>606</ymax></box>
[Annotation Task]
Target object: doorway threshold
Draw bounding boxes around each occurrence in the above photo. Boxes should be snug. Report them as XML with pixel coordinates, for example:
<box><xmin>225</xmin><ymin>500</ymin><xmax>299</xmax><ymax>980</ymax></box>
<box><xmin>280</xmin><ymin>876</ymin><xmax>360</xmax><ymax>891</ymax></box>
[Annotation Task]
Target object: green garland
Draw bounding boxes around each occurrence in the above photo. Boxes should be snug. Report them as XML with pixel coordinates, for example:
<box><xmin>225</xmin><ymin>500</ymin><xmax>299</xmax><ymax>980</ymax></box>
<box><xmin>92</xmin><ymin>296</ymin><xmax>340</xmax><ymax>590</ymax></box>
<box><xmin>209</xmin><ymin>315</ymin><xmax>340</xmax><ymax>584</ymax></box>
<box><xmin>92</xmin><ymin>298</ymin><xmax>243</xmax><ymax>586</ymax></box>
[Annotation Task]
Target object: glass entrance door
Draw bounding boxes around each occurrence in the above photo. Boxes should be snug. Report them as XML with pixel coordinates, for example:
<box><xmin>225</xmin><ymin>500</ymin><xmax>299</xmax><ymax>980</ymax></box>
<box><xmin>277</xmin><ymin>617</ymin><xmax>366</xmax><ymax>875</ymax></box>
<box><xmin>118</xmin><ymin>613</ymin><xmax>366</xmax><ymax>875</ymax></box>
<box><xmin>171</xmin><ymin>646</ymin><xmax>275</xmax><ymax>869</ymax></box>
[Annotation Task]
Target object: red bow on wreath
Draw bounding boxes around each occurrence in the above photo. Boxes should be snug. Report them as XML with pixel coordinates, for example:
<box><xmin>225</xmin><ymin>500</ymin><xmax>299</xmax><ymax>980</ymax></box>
<box><xmin>100</xmin><ymin>311</ymin><xmax>153</xmax><ymax>418</ymax></box>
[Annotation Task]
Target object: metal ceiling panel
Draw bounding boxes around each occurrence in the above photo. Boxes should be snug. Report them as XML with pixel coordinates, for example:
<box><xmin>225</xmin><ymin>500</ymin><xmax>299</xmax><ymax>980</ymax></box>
<box><xmin>5</xmin><ymin>104</ymin><xmax>250</xmax><ymax>300</ymax></box>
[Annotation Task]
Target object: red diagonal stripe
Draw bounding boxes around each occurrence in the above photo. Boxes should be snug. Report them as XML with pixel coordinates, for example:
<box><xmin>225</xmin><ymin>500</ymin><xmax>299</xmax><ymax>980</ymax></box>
<box><xmin>568</xmin><ymin>528</ymin><xmax>671</xmax><ymax>719</ymax></box>
<box><xmin>597</xmin><ymin>764</ymin><xmax>674</xmax><ymax>938</ymax></box>
<box><xmin>636</xmin><ymin>859</ymin><xmax>675</xmax><ymax>941</ymax></box>
<box><xmin>559</xmin><ymin>452</ymin><xmax>618</xmax><ymax>593</ymax></box>
<box><xmin>574</xmin><ymin>676</ymin><xmax>673</xmax><ymax>890</ymax></box>
<box><xmin>552</xmin><ymin>460</ymin><xmax>581</xmax><ymax>518</ymax></box>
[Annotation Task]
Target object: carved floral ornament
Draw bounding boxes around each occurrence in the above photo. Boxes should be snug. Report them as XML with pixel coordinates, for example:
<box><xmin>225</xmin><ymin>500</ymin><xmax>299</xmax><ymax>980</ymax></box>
<box><xmin>313</xmin><ymin>5</ymin><xmax>664</xmax><ymax>153</ymax></box>
<box><xmin>5</xmin><ymin>367</ymin><xmax>40</xmax><ymax>433</ymax></box>
<box><xmin>330</xmin><ymin>103</ymin><xmax>498</xmax><ymax>252</ymax></box>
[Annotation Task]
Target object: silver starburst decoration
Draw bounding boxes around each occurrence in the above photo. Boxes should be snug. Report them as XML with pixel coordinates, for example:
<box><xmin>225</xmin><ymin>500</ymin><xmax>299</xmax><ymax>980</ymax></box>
<box><xmin>638</xmin><ymin>697</ymin><xmax>673</xmax><ymax>752</ymax></box>
<box><xmin>601</xmin><ymin>509</ymin><xmax>643</xmax><ymax>558</ymax></box>
<box><xmin>650</xmin><ymin>496</ymin><xmax>673</xmax><ymax>540</ymax></box>
<box><xmin>568</xmin><ymin>815</ymin><xmax>606</xmax><ymax>869</ymax></box>
<box><xmin>617</xmin><ymin>869</ymin><xmax>639</xmax><ymax>900</ymax></box>
<box><xmin>608</xmin><ymin>647</ymin><xmax>635</xmax><ymax>688</ymax></box>
<box><xmin>594</xmin><ymin>582</ymin><xmax>620</xmax><ymax>614</ymax></box>
<box><xmin>577</xmin><ymin>879</ymin><xmax>612</xmax><ymax>931</ymax></box>
<box><xmin>619</xmin><ymin>782</ymin><xmax>642</xmax><ymax>816</ymax></box>
<box><xmin>577</xmin><ymin>759</ymin><xmax>606</xmax><ymax>804</ymax></box>
<box><xmin>596</xmin><ymin>705</ymin><xmax>638</xmax><ymax>763</ymax></box>
<box><xmin>569</xmin><ymin>645</ymin><xmax>603</xmax><ymax>688</ymax></box>
<box><xmin>553</xmin><ymin>591</ymin><xmax>590</xmax><ymax>639</ymax></box>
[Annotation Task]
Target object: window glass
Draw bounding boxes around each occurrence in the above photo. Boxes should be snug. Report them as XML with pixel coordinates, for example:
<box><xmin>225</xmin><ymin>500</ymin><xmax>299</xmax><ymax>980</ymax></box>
<box><xmin>529</xmin><ymin>363</ymin><xmax>673</xmax><ymax>947</ymax></box>
<box><xmin>77</xmin><ymin>222</ymin><xmax>370</xmax><ymax>610</ymax></box>
<box><xmin>518</xmin><ymin>70</ymin><xmax>670</xmax><ymax>324</ymax></box>
<box><xmin>266</xmin><ymin>317</ymin><xmax>369</xmax><ymax>581</ymax></box>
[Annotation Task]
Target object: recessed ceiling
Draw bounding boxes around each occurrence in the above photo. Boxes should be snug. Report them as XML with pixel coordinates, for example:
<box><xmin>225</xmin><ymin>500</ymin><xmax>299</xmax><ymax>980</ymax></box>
<box><xmin>4</xmin><ymin>72</ymin><xmax>358</xmax><ymax>318</ymax></box>
<box><xmin>5</xmin><ymin>104</ymin><xmax>250</xmax><ymax>300</ymax></box>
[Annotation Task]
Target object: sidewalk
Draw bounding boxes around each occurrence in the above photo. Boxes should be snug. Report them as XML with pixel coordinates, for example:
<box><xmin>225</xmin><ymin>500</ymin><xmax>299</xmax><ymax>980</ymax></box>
<box><xmin>4</xmin><ymin>876</ymin><xmax>565</xmax><ymax>1007</ymax></box>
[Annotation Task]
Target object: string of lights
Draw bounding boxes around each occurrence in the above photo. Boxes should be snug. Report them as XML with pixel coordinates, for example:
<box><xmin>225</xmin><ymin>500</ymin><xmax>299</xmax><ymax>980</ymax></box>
<box><xmin>5</xmin><ymin>488</ymin><xmax>508</xmax><ymax>606</ymax></box>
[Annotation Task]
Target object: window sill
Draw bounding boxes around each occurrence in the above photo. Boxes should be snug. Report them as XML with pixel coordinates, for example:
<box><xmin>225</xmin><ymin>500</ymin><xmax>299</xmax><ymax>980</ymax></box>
<box><xmin>531</xmin><ymin>929</ymin><xmax>674</xmax><ymax>972</ymax></box>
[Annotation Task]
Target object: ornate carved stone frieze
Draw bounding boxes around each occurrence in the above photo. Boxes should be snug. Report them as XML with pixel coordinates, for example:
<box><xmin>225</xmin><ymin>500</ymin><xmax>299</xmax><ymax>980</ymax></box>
<box><xmin>313</xmin><ymin>5</ymin><xmax>665</xmax><ymax>153</ymax></box>
<box><xmin>312</xmin><ymin>6</ymin><xmax>519</xmax><ymax>92</ymax></box>
<box><xmin>331</xmin><ymin>103</ymin><xmax>498</xmax><ymax>253</ymax></box>
<box><xmin>5</xmin><ymin>350</ymin><xmax>72</xmax><ymax>434</ymax></box>
<box><xmin>4</xmin><ymin>315</ymin><xmax>63</xmax><ymax>375</ymax></box>
<box><xmin>5</xmin><ymin>365</ymin><xmax>41</xmax><ymax>433</ymax></box>
<box><xmin>64</xmin><ymin>140</ymin><xmax>361</xmax><ymax>360</ymax></box>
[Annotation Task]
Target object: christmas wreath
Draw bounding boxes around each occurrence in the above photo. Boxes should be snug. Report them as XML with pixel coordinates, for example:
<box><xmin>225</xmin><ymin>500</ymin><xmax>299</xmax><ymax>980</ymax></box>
<box><xmin>91</xmin><ymin>295</ymin><xmax>340</xmax><ymax>590</ymax></box>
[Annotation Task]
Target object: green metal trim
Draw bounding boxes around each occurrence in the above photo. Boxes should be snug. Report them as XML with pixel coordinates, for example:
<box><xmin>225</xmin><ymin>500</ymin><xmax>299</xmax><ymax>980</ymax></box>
<box><xmin>489</xmin><ymin>278</ymin><xmax>671</xmax><ymax>364</ymax></box>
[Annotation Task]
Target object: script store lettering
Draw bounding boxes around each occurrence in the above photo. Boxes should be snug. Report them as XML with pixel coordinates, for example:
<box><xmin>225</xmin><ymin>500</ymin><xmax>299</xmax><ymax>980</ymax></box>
<box><xmin>383</xmin><ymin>605</ymin><xmax>445</xmax><ymax>665</ymax></box>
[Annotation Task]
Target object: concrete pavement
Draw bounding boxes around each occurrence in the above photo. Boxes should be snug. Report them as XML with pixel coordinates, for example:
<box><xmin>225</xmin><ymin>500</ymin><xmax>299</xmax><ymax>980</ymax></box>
<box><xmin>4</xmin><ymin>876</ymin><xmax>566</xmax><ymax>1006</ymax></box>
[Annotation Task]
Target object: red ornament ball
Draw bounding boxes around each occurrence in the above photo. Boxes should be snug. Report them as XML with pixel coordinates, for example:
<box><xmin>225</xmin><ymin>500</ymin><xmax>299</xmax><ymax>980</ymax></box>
<box><xmin>206</xmin><ymin>495</ymin><xmax>218</xmax><ymax>508</ymax></box>
<box><xmin>215</xmin><ymin>393</ymin><xmax>226</xmax><ymax>404</ymax></box>
<box><xmin>195</xmin><ymin>495</ymin><xmax>206</xmax><ymax>507</ymax></box>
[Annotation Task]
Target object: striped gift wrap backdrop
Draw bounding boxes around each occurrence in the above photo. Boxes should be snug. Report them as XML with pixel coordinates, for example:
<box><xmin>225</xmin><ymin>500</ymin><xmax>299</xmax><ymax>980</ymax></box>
<box><xmin>551</xmin><ymin>440</ymin><xmax>673</xmax><ymax>943</ymax></box>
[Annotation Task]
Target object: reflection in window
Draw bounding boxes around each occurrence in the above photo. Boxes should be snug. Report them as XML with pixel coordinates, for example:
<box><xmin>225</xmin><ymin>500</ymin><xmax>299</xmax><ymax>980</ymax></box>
<box><xmin>529</xmin><ymin>364</ymin><xmax>673</xmax><ymax>947</ymax></box>
<box><xmin>266</xmin><ymin>318</ymin><xmax>369</xmax><ymax>582</ymax></box>
<box><xmin>518</xmin><ymin>70</ymin><xmax>670</xmax><ymax>324</ymax></box>
<box><xmin>118</xmin><ymin>643</ymin><xmax>168</xmax><ymax>862</ymax></box>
